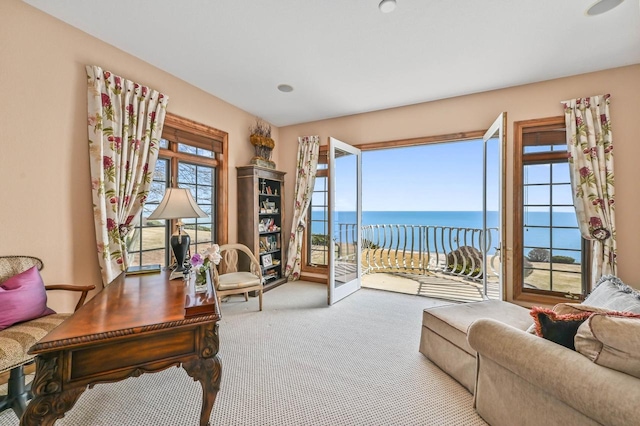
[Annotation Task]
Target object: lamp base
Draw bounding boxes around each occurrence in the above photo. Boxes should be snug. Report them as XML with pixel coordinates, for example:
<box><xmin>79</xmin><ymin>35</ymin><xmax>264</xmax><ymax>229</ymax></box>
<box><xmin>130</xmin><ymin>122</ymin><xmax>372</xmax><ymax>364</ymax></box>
<box><xmin>170</xmin><ymin>231</ymin><xmax>190</xmax><ymax>279</ymax></box>
<box><xmin>169</xmin><ymin>269</ymin><xmax>186</xmax><ymax>281</ymax></box>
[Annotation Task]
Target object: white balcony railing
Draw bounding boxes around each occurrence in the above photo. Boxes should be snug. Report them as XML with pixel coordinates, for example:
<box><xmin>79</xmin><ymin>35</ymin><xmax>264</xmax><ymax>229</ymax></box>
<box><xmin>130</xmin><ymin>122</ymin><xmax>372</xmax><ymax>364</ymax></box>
<box><xmin>327</xmin><ymin>224</ymin><xmax>500</xmax><ymax>282</ymax></box>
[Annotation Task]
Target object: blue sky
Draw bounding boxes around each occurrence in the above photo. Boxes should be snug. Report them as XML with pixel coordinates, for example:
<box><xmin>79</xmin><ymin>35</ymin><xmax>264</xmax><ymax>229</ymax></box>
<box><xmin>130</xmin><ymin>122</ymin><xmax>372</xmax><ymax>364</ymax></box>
<box><xmin>334</xmin><ymin>138</ymin><xmax>574</xmax><ymax>212</ymax></box>
<box><xmin>361</xmin><ymin>139</ymin><xmax>496</xmax><ymax>211</ymax></box>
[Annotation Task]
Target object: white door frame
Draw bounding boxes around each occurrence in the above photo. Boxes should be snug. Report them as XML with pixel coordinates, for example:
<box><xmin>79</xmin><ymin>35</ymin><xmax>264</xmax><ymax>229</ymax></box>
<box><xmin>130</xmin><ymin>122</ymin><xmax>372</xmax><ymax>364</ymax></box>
<box><xmin>482</xmin><ymin>112</ymin><xmax>506</xmax><ymax>300</ymax></box>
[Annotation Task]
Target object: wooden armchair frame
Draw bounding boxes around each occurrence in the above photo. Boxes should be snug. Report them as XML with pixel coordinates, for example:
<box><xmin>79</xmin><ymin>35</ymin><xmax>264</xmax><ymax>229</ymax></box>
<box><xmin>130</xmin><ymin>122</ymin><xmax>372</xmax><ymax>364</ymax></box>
<box><xmin>211</xmin><ymin>244</ymin><xmax>263</xmax><ymax>311</ymax></box>
<box><xmin>0</xmin><ymin>255</ymin><xmax>95</xmax><ymax>418</ymax></box>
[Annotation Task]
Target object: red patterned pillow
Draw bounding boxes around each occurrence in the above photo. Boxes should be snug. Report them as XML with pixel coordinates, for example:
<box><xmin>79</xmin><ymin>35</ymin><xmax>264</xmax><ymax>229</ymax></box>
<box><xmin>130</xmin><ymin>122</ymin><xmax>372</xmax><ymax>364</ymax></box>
<box><xmin>530</xmin><ymin>306</ymin><xmax>592</xmax><ymax>350</ymax></box>
<box><xmin>0</xmin><ymin>266</ymin><xmax>55</xmax><ymax>331</ymax></box>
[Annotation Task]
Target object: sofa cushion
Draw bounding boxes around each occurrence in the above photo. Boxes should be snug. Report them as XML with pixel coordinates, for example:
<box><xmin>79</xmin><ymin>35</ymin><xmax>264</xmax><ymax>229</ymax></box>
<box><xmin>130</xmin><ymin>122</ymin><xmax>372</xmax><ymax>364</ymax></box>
<box><xmin>423</xmin><ymin>300</ymin><xmax>531</xmax><ymax>355</ymax></box>
<box><xmin>552</xmin><ymin>302</ymin><xmax>612</xmax><ymax>315</ymax></box>
<box><xmin>583</xmin><ymin>275</ymin><xmax>640</xmax><ymax>313</ymax></box>
<box><xmin>0</xmin><ymin>266</ymin><xmax>55</xmax><ymax>331</ymax></box>
<box><xmin>575</xmin><ymin>312</ymin><xmax>640</xmax><ymax>379</ymax></box>
<box><xmin>525</xmin><ymin>303</ymin><xmax>609</xmax><ymax>334</ymax></box>
<box><xmin>530</xmin><ymin>306</ymin><xmax>591</xmax><ymax>350</ymax></box>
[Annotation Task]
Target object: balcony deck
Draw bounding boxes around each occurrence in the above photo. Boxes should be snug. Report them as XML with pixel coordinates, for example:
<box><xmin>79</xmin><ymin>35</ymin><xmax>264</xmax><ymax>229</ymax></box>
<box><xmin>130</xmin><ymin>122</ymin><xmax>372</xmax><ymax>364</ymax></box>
<box><xmin>362</xmin><ymin>271</ymin><xmax>500</xmax><ymax>302</ymax></box>
<box><xmin>323</xmin><ymin>223</ymin><xmax>503</xmax><ymax>302</ymax></box>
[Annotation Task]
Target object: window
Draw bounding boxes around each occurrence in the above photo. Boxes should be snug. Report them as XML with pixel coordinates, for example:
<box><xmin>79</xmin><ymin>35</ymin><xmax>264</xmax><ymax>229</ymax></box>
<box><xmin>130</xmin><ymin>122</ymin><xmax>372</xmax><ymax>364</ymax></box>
<box><xmin>128</xmin><ymin>113</ymin><xmax>228</xmax><ymax>267</ymax></box>
<box><xmin>177</xmin><ymin>160</ymin><xmax>216</xmax><ymax>255</ymax></box>
<box><xmin>302</xmin><ymin>148</ymin><xmax>329</xmax><ymax>274</ymax></box>
<box><xmin>514</xmin><ymin>117</ymin><xmax>589</xmax><ymax>303</ymax></box>
<box><xmin>307</xmin><ymin>169</ymin><xmax>329</xmax><ymax>267</ymax></box>
<box><xmin>128</xmin><ymin>158</ymin><xmax>169</xmax><ymax>266</ymax></box>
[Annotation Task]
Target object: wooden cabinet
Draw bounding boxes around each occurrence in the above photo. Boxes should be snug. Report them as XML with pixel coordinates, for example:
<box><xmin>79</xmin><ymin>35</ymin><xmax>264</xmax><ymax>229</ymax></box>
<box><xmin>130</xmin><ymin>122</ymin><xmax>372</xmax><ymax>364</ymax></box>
<box><xmin>236</xmin><ymin>166</ymin><xmax>287</xmax><ymax>292</ymax></box>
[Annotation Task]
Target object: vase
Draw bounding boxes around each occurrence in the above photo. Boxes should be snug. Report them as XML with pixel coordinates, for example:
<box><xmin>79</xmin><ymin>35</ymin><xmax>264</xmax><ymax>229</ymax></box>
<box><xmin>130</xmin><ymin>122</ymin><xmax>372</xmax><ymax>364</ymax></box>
<box><xmin>250</xmin><ymin>156</ymin><xmax>276</xmax><ymax>169</ymax></box>
<box><xmin>194</xmin><ymin>270</ymin><xmax>209</xmax><ymax>293</ymax></box>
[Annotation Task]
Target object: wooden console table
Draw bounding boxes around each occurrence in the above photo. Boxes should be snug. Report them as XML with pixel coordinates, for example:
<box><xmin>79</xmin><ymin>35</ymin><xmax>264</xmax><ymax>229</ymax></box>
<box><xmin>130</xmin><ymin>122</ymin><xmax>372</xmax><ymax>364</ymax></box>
<box><xmin>20</xmin><ymin>271</ymin><xmax>222</xmax><ymax>426</ymax></box>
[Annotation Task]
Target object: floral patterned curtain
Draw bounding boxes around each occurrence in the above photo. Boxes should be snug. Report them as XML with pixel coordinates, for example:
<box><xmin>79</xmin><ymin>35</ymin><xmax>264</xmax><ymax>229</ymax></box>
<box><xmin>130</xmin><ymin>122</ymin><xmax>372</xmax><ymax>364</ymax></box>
<box><xmin>284</xmin><ymin>136</ymin><xmax>320</xmax><ymax>280</ymax></box>
<box><xmin>87</xmin><ymin>65</ymin><xmax>169</xmax><ymax>285</ymax></box>
<box><xmin>563</xmin><ymin>94</ymin><xmax>615</xmax><ymax>284</ymax></box>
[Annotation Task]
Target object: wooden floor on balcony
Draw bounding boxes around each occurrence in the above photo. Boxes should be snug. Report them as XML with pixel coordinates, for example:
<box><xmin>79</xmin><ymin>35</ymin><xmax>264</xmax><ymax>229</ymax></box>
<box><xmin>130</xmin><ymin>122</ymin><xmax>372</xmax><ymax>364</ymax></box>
<box><xmin>362</xmin><ymin>271</ymin><xmax>500</xmax><ymax>303</ymax></box>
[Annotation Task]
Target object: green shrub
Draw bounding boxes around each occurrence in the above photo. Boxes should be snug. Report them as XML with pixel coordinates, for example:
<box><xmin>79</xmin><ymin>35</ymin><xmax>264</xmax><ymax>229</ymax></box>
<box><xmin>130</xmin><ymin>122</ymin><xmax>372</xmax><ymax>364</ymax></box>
<box><xmin>362</xmin><ymin>239</ymin><xmax>380</xmax><ymax>250</ymax></box>
<box><xmin>551</xmin><ymin>255</ymin><xmax>575</xmax><ymax>264</ymax></box>
<box><xmin>311</xmin><ymin>234</ymin><xmax>329</xmax><ymax>246</ymax></box>
<box><xmin>446</xmin><ymin>246</ymin><xmax>483</xmax><ymax>278</ymax></box>
<box><xmin>527</xmin><ymin>248</ymin><xmax>550</xmax><ymax>262</ymax></box>
<box><xmin>448</xmin><ymin>264</ymin><xmax>483</xmax><ymax>277</ymax></box>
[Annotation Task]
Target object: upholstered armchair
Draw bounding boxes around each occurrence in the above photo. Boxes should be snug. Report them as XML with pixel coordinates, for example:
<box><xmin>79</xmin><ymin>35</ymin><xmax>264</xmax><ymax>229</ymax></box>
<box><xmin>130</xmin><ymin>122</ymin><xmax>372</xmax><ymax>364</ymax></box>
<box><xmin>211</xmin><ymin>244</ymin><xmax>263</xmax><ymax>311</ymax></box>
<box><xmin>0</xmin><ymin>255</ymin><xmax>94</xmax><ymax>418</ymax></box>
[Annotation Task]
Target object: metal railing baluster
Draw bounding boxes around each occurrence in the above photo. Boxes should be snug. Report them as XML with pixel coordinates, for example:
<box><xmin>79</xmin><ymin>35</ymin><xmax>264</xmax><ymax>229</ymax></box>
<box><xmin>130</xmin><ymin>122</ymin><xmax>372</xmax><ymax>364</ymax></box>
<box><xmin>358</xmin><ymin>224</ymin><xmax>498</xmax><ymax>282</ymax></box>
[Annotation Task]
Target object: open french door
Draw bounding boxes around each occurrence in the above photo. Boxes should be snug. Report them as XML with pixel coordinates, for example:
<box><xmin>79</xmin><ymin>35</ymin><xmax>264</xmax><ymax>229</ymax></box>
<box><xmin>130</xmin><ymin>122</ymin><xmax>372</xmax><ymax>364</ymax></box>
<box><xmin>328</xmin><ymin>137</ymin><xmax>362</xmax><ymax>305</ymax></box>
<box><xmin>482</xmin><ymin>113</ymin><xmax>506</xmax><ymax>300</ymax></box>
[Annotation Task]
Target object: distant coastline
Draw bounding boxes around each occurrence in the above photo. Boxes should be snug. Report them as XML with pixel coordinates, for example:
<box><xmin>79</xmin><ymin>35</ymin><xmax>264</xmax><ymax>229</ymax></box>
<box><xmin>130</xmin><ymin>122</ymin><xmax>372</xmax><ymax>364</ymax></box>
<box><xmin>312</xmin><ymin>210</ymin><xmax>582</xmax><ymax>261</ymax></box>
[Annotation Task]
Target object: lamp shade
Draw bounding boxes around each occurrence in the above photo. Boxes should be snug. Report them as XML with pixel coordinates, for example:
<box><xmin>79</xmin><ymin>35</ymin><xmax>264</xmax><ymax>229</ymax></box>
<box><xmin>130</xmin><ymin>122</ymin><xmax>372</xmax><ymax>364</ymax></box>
<box><xmin>147</xmin><ymin>188</ymin><xmax>208</xmax><ymax>220</ymax></box>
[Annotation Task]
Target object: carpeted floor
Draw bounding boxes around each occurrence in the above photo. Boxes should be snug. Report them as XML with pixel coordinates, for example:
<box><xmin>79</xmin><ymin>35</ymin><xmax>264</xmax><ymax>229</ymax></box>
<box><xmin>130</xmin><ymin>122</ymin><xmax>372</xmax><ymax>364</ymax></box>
<box><xmin>0</xmin><ymin>282</ymin><xmax>487</xmax><ymax>425</ymax></box>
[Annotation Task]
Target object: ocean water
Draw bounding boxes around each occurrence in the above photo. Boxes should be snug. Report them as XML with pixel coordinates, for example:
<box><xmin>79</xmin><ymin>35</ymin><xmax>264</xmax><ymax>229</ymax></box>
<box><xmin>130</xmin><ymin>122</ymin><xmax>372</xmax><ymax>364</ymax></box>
<box><xmin>312</xmin><ymin>210</ymin><xmax>582</xmax><ymax>261</ymax></box>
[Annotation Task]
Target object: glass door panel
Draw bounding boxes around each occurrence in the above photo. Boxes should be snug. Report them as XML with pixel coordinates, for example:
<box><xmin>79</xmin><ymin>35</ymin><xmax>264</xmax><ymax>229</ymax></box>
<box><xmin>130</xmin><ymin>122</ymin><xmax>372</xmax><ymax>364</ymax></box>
<box><xmin>328</xmin><ymin>137</ymin><xmax>362</xmax><ymax>305</ymax></box>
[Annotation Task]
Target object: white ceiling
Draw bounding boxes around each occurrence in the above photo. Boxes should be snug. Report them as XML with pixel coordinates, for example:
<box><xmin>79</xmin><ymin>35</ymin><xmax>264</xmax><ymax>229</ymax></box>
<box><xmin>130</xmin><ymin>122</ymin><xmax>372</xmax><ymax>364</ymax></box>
<box><xmin>24</xmin><ymin>0</ymin><xmax>640</xmax><ymax>127</ymax></box>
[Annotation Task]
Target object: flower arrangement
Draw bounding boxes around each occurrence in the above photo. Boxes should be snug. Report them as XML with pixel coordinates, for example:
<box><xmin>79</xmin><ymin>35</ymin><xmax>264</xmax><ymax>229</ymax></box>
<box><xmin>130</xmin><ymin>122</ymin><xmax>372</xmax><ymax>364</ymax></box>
<box><xmin>190</xmin><ymin>244</ymin><xmax>222</xmax><ymax>286</ymax></box>
<box><xmin>249</xmin><ymin>118</ymin><xmax>276</xmax><ymax>169</ymax></box>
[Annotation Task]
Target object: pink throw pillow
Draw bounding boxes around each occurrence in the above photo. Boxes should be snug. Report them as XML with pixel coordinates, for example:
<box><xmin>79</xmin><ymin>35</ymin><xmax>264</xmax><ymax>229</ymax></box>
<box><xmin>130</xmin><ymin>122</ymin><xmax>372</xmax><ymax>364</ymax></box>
<box><xmin>0</xmin><ymin>266</ymin><xmax>55</xmax><ymax>331</ymax></box>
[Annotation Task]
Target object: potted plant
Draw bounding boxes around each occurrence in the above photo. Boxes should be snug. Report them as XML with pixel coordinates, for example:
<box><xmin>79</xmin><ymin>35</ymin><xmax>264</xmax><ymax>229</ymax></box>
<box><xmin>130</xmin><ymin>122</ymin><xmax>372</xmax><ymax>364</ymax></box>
<box><xmin>249</xmin><ymin>118</ymin><xmax>276</xmax><ymax>169</ymax></box>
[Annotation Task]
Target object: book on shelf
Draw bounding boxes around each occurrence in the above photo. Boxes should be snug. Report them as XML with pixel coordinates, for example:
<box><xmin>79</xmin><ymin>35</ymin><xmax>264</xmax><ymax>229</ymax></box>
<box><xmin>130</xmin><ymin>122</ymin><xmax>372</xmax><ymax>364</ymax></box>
<box><xmin>263</xmin><ymin>269</ymin><xmax>279</xmax><ymax>281</ymax></box>
<box><xmin>259</xmin><ymin>234</ymin><xmax>279</xmax><ymax>252</ymax></box>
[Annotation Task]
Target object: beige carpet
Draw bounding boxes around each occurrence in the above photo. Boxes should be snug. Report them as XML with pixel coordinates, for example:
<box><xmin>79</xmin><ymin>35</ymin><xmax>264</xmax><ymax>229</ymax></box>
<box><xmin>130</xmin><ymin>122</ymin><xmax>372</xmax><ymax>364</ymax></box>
<box><xmin>0</xmin><ymin>282</ymin><xmax>487</xmax><ymax>425</ymax></box>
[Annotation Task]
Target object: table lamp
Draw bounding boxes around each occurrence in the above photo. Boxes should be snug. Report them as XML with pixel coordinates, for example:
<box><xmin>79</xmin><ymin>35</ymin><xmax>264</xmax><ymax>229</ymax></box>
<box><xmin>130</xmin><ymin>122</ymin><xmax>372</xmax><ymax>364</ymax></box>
<box><xmin>147</xmin><ymin>187</ymin><xmax>208</xmax><ymax>280</ymax></box>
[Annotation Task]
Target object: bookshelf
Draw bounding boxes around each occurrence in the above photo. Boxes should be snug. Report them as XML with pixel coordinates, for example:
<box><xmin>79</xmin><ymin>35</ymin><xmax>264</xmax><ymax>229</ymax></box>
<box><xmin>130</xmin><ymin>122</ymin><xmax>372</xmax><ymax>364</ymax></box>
<box><xmin>237</xmin><ymin>165</ymin><xmax>287</xmax><ymax>292</ymax></box>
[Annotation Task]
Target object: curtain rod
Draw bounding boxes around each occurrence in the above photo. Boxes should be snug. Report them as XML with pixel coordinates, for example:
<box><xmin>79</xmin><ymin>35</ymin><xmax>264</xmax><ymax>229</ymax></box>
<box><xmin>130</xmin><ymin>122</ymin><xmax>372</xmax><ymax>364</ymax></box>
<box><xmin>561</xmin><ymin>93</ymin><xmax>611</xmax><ymax>104</ymax></box>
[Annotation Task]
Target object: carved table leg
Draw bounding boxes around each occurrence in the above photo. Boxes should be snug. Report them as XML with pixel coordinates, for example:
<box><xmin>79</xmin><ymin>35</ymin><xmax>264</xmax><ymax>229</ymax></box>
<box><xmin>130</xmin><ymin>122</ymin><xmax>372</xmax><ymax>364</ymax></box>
<box><xmin>20</xmin><ymin>354</ymin><xmax>86</xmax><ymax>426</ymax></box>
<box><xmin>183</xmin><ymin>323</ymin><xmax>222</xmax><ymax>426</ymax></box>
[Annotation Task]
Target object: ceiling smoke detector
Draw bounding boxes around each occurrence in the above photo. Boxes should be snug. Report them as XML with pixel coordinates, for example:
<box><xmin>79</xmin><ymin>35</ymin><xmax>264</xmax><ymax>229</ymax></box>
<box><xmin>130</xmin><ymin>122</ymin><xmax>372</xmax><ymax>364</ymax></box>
<box><xmin>379</xmin><ymin>0</ymin><xmax>397</xmax><ymax>13</ymax></box>
<box><xmin>586</xmin><ymin>0</ymin><xmax>625</xmax><ymax>16</ymax></box>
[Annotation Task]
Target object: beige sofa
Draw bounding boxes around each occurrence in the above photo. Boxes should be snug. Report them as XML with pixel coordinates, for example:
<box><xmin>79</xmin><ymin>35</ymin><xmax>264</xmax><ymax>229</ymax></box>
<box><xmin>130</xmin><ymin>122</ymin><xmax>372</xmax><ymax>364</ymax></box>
<box><xmin>468</xmin><ymin>317</ymin><xmax>639</xmax><ymax>426</ymax></box>
<box><xmin>421</xmin><ymin>275</ymin><xmax>640</xmax><ymax>425</ymax></box>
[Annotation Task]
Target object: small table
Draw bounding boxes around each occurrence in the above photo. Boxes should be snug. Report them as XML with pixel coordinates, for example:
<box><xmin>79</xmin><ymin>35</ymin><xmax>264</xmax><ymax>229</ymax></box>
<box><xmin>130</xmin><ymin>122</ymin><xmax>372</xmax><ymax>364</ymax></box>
<box><xmin>20</xmin><ymin>271</ymin><xmax>222</xmax><ymax>426</ymax></box>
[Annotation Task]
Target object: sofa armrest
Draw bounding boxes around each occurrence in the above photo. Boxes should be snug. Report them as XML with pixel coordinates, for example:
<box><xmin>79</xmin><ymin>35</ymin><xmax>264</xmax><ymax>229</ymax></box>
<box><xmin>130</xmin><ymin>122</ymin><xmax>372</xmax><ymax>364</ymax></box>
<box><xmin>468</xmin><ymin>318</ymin><xmax>640</xmax><ymax>426</ymax></box>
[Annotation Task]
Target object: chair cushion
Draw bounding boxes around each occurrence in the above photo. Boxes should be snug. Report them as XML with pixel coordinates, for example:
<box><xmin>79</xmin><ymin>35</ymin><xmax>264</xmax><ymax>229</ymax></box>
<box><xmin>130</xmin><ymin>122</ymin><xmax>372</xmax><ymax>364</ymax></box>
<box><xmin>0</xmin><ymin>313</ymin><xmax>70</xmax><ymax>373</ymax></box>
<box><xmin>0</xmin><ymin>266</ymin><xmax>55</xmax><ymax>331</ymax></box>
<box><xmin>218</xmin><ymin>272</ymin><xmax>261</xmax><ymax>290</ymax></box>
